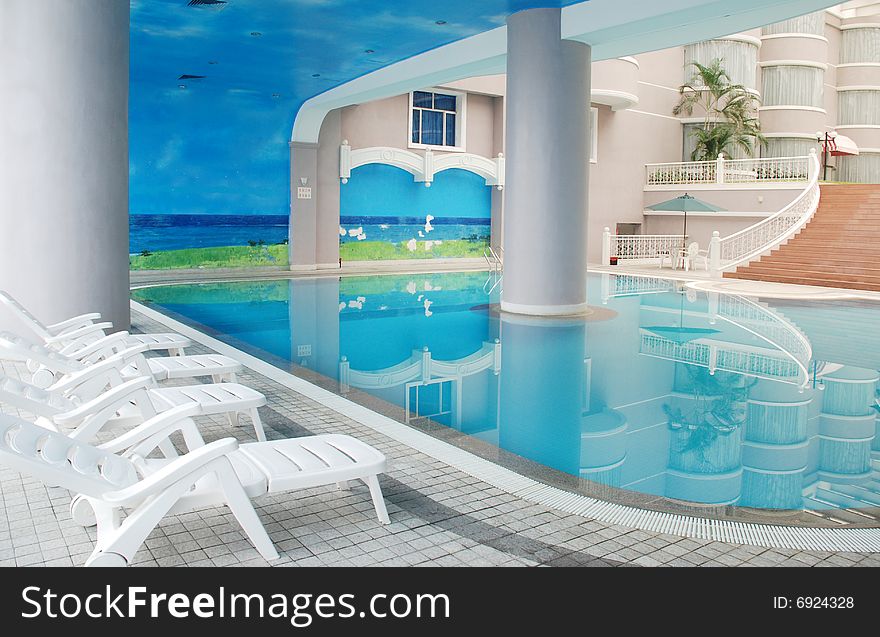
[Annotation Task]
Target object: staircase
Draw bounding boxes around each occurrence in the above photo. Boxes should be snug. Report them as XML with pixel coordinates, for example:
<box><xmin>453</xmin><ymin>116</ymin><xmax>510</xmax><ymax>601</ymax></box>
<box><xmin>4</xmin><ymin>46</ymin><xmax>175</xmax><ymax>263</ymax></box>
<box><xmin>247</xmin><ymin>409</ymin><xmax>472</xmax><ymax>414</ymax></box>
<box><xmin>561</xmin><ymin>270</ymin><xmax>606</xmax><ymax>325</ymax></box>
<box><xmin>725</xmin><ymin>184</ymin><xmax>880</xmax><ymax>291</ymax></box>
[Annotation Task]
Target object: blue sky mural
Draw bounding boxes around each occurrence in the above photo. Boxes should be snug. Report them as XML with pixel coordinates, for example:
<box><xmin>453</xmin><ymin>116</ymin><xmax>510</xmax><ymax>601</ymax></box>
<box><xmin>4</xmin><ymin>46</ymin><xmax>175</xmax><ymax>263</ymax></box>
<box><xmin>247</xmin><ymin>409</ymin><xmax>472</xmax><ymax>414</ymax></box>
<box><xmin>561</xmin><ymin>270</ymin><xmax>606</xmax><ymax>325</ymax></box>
<box><xmin>129</xmin><ymin>0</ymin><xmax>578</xmax><ymax>216</ymax></box>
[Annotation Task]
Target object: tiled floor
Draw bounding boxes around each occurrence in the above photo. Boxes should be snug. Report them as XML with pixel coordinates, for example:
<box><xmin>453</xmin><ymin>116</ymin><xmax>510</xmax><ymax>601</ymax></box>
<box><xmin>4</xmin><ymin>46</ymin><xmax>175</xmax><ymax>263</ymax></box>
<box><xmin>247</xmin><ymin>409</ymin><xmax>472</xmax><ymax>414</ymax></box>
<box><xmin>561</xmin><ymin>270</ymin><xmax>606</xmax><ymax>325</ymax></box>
<box><xmin>1</xmin><ymin>310</ymin><xmax>879</xmax><ymax>568</ymax></box>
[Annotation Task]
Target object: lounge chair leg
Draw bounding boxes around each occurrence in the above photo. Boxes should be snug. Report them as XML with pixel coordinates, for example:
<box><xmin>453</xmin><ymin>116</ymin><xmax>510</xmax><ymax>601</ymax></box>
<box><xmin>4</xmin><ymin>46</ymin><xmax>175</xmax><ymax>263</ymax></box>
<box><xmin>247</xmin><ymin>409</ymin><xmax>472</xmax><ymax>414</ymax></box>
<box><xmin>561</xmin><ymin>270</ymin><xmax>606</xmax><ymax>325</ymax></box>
<box><xmin>226</xmin><ymin>412</ymin><xmax>238</xmax><ymax>429</ymax></box>
<box><xmin>364</xmin><ymin>474</ymin><xmax>390</xmax><ymax>524</ymax></box>
<box><xmin>212</xmin><ymin>374</ymin><xmax>221</xmax><ymax>384</ymax></box>
<box><xmin>250</xmin><ymin>408</ymin><xmax>266</xmax><ymax>442</ymax></box>
<box><xmin>227</xmin><ymin>372</ymin><xmax>237</xmax><ymax>383</ymax></box>
<box><xmin>216</xmin><ymin>463</ymin><xmax>279</xmax><ymax>561</ymax></box>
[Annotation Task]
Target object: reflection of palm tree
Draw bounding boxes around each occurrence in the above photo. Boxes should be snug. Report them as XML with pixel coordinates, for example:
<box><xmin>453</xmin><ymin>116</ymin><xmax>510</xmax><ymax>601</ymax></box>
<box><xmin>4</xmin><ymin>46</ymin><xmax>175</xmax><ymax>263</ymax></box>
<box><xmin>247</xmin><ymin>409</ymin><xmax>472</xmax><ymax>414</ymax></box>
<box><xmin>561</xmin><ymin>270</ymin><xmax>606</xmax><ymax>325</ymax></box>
<box><xmin>664</xmin><ymin>367</ymin><xmax>755</xmax><ymax>469</ymax></box>
<box><xmin>673</xmin><ymin>59</ymin><xmax>765</xmax><ymax>161</ymax></box>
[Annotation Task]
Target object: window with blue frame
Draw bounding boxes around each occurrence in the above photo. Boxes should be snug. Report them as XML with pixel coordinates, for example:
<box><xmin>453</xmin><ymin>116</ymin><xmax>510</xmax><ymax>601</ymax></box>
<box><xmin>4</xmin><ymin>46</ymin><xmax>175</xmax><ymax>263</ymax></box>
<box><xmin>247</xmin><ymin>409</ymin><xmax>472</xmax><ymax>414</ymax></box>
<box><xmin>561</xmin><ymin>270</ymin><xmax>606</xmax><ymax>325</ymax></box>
<box><xmin>411</xmin><ymin>90</ymin><xmax>460</xmax><ymax>148</ymax></box>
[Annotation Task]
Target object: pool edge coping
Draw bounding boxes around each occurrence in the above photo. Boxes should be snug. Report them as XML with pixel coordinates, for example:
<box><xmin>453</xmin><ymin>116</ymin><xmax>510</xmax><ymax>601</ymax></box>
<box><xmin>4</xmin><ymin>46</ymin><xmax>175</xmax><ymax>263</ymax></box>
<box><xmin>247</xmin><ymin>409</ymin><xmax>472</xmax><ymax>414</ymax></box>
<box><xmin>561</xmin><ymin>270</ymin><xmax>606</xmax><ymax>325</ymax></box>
<box><xmin>131</xmin><ymin>298</ymin><xmax>880</xmax><ymax>554</ymax></box>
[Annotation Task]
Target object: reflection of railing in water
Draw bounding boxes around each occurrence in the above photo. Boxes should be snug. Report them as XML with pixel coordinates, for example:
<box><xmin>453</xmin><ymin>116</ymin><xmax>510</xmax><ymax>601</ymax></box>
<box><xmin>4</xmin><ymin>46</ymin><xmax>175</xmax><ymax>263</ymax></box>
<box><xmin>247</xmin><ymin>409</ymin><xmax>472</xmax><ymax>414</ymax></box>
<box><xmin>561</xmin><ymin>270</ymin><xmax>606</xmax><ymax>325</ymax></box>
<box><xmin>713</xmin><ymin>294</ymin><xmax>812</xmax><ymax>386</ymax></box>
<box><xmin>601</xmin><ymin>274</ymin><xmax>676</xmax><ymax>302</ymax></box>
<box><xmin>338</xmin><ymin>340</ymin><xmax>501</xmax><ymax>392</ymax></box>
<box><xmin>639</xmin><ymin>332</ymin><xmax>802</xmax><ymax>381</ymax></box>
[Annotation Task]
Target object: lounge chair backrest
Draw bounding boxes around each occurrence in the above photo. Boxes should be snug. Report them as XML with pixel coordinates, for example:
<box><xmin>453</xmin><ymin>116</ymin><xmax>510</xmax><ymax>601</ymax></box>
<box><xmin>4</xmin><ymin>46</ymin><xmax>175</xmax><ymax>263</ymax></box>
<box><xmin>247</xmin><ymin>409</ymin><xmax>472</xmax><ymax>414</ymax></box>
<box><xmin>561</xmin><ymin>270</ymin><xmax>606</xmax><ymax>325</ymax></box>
<box><xmin>0</xmin><ymin>374</ymin><xmax>76</xmax><ymax>418</ymax></box>
<box><xmin>0</xmin><ymin>291</ymin><xmax>49</xmax><ymax>339</ymax></box>
<box><xmin>0</xmin><ymin>414</ymin><xmax>138</xmax><ymax>498</ymax></box>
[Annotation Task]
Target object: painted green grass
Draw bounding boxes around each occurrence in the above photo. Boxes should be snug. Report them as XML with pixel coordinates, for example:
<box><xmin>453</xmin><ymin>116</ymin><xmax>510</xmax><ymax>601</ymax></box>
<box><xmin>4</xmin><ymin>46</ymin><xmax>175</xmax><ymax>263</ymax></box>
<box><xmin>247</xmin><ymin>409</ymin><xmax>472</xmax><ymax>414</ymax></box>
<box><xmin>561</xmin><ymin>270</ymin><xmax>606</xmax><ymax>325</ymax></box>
<box><xmin>130</xmin><ymin>239</ymin><xmax>487</xmax><ymax>271</ymax></box>
<box><xmin>130</xmin><ymin>244</ymin><xmax>288</xmax><ymax>270</ymax></box>
<box><xmin>339</xmin><ymin>239</ymin><xmax>488</xmax><ymax>261</ymax></box>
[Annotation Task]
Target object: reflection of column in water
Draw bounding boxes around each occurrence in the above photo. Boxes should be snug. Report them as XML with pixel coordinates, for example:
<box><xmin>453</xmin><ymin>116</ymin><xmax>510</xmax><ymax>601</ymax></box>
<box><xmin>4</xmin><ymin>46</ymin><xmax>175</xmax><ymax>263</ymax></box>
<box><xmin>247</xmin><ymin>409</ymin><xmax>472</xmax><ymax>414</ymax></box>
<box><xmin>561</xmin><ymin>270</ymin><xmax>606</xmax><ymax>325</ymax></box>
<box><xmin>818</xmin><ymin>366</ymin><xmax>878</xmax><ymax>481</ymax></box>
<box><xmin>741</xmin><ymin>380</ymin><xmax>811</xmax><ymax>510</ymax></box>
<box><xmin>665</xmin><ymin>368</ymin><xmax>745</xmax><ymax>505</ymax></box>
<box><xmin>288</xmin><ymin>278</ymin><xmax>341</xmax><ymax>380</ymax></box>
<box><xmin>498</xmin><ymin>315</ymin><xmax>586</xmax><ymax>476</ymax></box>
<box><xmin>580</xmin><ymin>408</ymin><xmax>628</xmax><ymax>490</ymax></box>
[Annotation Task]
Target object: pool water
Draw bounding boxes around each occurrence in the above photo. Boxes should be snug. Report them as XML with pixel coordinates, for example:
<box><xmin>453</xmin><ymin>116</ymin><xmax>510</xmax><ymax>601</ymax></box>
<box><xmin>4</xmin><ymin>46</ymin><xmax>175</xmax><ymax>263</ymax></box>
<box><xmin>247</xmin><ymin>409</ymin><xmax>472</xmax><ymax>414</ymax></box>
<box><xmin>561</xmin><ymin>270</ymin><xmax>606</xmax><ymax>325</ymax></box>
<box><xmin>133</xmin><ymin>272</ymin><xmax>880</xmax><ymax>513</ymax></box>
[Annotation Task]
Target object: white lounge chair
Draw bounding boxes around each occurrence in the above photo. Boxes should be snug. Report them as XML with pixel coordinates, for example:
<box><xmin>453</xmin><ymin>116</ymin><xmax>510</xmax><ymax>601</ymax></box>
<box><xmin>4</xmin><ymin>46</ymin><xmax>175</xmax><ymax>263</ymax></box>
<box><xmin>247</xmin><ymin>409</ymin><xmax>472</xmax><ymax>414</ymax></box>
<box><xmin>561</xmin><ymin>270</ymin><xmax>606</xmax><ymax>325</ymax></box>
<box><xmin>0</xmin><ymin>410</ymin><xmax>389</xmax><ymax>566</ymax></box>
<box><xmin>0</xmin><ymin>290</ymin><xmax>190</xmax><ymax>356</ymax></box>
<box><xmin>0</xmin><ymin>330</ymin><xmax>242</xmax><ymax>388</ymax></box>
<box><xmin>0</xmin><ymin>354</ymin><xmax>268</xmax><ymax>442</ymax></box>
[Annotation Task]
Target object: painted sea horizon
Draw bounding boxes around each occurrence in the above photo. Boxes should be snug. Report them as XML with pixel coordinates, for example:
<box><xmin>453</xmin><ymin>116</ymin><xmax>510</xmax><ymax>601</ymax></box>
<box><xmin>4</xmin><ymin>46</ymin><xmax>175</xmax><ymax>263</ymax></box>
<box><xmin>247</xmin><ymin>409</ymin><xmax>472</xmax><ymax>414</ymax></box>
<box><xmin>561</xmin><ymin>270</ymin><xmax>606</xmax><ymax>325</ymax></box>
<box><xmin>130</xmin><ymin>214</ymin><xmax>490</xmax><ymax>255</ymax></box>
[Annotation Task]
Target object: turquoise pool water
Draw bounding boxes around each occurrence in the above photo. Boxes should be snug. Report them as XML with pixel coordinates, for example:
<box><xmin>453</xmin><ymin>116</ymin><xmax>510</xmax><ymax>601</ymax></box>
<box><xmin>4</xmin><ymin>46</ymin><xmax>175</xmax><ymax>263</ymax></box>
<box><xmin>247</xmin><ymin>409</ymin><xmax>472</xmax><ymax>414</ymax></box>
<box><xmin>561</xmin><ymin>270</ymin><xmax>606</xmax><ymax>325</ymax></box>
<box><xmin>133</xmin><ymin>272</ymin><xmax>880</xmax><ymax>513</ymax></box>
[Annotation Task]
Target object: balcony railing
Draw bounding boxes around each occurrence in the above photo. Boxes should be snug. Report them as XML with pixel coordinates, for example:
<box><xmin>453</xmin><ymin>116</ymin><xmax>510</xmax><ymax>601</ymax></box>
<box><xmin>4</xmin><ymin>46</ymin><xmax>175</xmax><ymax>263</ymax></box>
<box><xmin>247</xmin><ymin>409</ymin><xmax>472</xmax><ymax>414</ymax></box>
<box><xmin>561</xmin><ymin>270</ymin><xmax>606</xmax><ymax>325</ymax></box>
<box><xmin>646</xmin><ymin>154</ymin><xmax>811</xmax><ymax>187</ymax></box>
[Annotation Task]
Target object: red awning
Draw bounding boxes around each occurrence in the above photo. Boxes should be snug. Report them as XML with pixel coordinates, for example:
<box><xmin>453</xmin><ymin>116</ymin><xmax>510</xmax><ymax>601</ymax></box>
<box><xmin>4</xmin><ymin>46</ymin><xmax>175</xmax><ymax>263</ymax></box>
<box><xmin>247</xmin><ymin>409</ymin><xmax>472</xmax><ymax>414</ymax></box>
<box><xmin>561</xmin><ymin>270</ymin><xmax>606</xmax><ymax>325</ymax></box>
<box><xmin>822</xmin><ymin>134</ymin><xmax>860</xmax><ymax>156</ymax></box>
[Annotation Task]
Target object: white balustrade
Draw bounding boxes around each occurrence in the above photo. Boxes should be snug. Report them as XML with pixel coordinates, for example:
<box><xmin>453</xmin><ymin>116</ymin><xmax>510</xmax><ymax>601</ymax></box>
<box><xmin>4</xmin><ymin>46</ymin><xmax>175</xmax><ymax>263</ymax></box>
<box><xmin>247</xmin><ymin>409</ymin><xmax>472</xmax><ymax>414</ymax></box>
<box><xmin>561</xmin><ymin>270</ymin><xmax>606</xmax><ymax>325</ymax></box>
<box><xmin>645</xmin><ymin>154</ymin><xmax>811</xmax><ymax>186</ymax></box>
<box><xmin>710</xmin><ymin>150</ymin><xmax>821</xmax><ymax>274</ymax></box>
<box><xmin>601</xmin><ymin>228</ymin><xmax>686</xmax><ymax>265</ymax></box>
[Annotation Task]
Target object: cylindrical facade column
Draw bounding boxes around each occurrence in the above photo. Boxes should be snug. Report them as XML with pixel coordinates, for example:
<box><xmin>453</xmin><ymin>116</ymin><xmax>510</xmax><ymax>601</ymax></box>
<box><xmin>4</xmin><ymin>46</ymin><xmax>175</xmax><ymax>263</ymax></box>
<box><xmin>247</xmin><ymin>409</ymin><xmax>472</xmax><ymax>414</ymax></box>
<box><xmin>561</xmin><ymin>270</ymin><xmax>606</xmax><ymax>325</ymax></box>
<box><xmin>501</xmin><ymin>8</ymin><xmax>591</xmax><ymax>316</ymax></box>
<box><xmin>0</xmin><ymin>1</ymin><xmax>130</xmax><ymax>329</ymax></box>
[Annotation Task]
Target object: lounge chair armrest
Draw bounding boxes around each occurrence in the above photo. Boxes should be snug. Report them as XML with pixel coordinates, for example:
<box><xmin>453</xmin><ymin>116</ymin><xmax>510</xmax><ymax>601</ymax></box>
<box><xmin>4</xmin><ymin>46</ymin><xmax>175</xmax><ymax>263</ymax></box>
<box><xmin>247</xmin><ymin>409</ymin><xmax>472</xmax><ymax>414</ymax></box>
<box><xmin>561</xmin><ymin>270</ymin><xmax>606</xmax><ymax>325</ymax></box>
<box><xmin>53</xmin><ymin>376</ymin><xmax>153</xmax><ymax>430</ymax></box>
<box><xmin>50</xmin><ymin>348</ymin><xmax>149</xmax><ymax>394</ymax></box>
<box><xmin>45</xmin><ymin>322</ymin><xmax>113</xmax><ymax>345</ymax></box>
<box><xmin>46</xmin><ymin>313</ymin><xmax>102</xmax><ymax>335</ymax></box>
<box><xmin>67</xmin><ymin>331</ymin><xmax>142</xmax><ymax>362</ymax></box>
<box><xmin>103</xmin><ymin>438</ymin><xmax>239</xmax><ymax>506</ymax></box>
<box><xmin>98</xmin><ymin>403</ymin><xmax>205</xmax><ymax>456</ymax></box>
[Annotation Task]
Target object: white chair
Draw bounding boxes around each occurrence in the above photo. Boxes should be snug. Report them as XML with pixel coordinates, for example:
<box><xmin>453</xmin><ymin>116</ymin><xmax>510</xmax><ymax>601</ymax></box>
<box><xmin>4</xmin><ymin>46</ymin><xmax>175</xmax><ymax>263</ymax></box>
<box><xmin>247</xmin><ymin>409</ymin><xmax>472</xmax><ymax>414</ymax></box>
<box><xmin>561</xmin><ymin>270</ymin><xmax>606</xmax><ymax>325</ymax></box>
<box><xmin>0</xmin><ymin>353</ymin><xmax>268</xmax><ymax>442</ymax></box>
<box><xmin>0</xmin><ymin>290</ymin><xmax>190</xmax><ymax>357</ymax></box>
<box><xmin>0</xmin><ymin>330</ymin><xmax>242</xmax><ymax>388</ymax></box>
<box><xmin>678</xmin><ymin>242</ymin><xmax>710</xmax><ymax>272</ymax></box>
<box><xmin>0</xmin><ymin>410</ymin><xmax>389</xmax><ymax>566</ymax></box>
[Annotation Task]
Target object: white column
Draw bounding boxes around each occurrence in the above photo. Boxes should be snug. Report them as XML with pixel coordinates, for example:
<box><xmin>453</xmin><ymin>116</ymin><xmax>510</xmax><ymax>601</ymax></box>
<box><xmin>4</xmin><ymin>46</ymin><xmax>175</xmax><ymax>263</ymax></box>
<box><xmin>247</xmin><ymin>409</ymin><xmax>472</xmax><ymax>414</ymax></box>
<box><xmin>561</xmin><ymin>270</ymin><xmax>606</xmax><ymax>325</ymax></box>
<box><xmin>0</xmin><ymin>1</ymin><xmax>130</xmax><ymax>329</ymax></box>
<box><xmin>501</xmin><ymin>8</ymin><xmax>591</xmax><ymax>316</ymax></box>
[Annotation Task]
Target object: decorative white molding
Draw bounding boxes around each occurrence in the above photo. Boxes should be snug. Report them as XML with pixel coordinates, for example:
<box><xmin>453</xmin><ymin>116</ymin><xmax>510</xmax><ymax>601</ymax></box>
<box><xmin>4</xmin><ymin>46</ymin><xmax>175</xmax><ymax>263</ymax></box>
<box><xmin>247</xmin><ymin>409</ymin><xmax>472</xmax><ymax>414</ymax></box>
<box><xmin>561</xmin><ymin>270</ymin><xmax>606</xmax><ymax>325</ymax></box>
<box><xmin>763</xmin><ymin>131</ymin><xmax>824</xmax><ymax>139</ymax></box>
<box><xmin>840</xmin><ymin>23</ymin><xmax>880</xmax><ymax>30</ymax></box>
<box><xmin>711</xmin><ymin>33</ymin><xmax>763</xmax><ymax>47</ymax></box>
<box><xmin>837</xmin><ymin>62</ymin><xmax>880</xmax><ymax>68</ymax></box>
<box><xmin>758</xmin><ymin>105</ymin><xmax>827</xmax><ymax>113</ymax></box>
<box><xmin>618</xmin><ymin>56</ymin><xmax>640</xmax><ymax>68</ymax></box>
<box><xmin>339</xmin><ymin>142</ymin><xmax>504</xmax><ymax>189</ymax></box>
<box><xmin>759</xmin><ymin>59</ymin><xmax>828</xmax><ymax>70</ymax></box>
<box><xmin>591</xmin><ymin>89</ymin><xmax>639</xmax><ymax>111</ymax></box>
<box><xmin>760</xmin><ymin>33</ymin><xmax>829</xmax><ymax>42</ymax></box>
<box><xmin>837</xmin><ymin>85</ymin><xmax>880</xmax><ymax>91</ymax></box>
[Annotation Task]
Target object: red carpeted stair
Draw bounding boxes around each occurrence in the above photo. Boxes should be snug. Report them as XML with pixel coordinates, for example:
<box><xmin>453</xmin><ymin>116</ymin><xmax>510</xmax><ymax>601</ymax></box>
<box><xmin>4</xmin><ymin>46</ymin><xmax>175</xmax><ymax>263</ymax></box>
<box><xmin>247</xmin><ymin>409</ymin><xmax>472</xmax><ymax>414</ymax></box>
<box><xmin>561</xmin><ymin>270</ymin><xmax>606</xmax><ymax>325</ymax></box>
<box><xmin>725</xmin><ymin>184</ymin><xmax>880</xmax><ymax>291</ymax></box>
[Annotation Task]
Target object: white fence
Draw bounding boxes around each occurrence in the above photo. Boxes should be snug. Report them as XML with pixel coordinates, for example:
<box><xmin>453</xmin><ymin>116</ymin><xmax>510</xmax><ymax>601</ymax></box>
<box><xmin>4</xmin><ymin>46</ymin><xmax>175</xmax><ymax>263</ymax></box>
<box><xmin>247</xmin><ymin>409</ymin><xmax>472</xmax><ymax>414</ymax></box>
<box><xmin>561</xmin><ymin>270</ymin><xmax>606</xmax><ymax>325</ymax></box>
<box><xmin>646</xmin><ymin>154</ymin><xmax>811</xmax><ymax>187</ymax></box>
<box><xmin>601</xmin><ymin>232</ymin><xmax>687</xmax><ymax>265</ymax></box>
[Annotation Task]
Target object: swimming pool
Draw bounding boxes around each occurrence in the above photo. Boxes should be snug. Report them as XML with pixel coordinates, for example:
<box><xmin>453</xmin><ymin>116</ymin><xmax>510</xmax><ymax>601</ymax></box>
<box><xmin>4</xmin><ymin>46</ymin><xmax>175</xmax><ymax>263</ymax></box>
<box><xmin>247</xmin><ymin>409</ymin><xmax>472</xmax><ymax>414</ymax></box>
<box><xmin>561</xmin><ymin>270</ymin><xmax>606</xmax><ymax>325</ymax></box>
<box><xmin>133</xmin><ymin>272</ymin><xmax>880</xmax><ymax>518</ymax></box>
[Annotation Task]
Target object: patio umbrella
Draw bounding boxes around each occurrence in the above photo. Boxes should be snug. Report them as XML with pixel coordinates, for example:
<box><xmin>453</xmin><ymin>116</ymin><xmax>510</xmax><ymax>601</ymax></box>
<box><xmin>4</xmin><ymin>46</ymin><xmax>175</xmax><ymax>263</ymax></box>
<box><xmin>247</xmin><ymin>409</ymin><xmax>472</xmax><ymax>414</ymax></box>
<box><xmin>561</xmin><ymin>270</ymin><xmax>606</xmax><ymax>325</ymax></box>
<box><xmin>646</xmin><ymin>193</ymin><xmax>725</xmax><ymax>249</ymax></box>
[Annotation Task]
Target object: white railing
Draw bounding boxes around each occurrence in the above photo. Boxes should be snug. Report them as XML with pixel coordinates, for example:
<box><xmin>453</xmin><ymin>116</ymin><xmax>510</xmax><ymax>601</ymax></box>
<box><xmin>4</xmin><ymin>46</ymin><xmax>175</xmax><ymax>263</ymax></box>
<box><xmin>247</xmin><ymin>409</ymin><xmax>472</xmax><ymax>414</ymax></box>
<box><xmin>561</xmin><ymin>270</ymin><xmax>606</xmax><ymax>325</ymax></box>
<box><xmin>646</xmin><ymin>159</ymin><xmax>717</xmax><ymax>186</ymax></box>
<box><xmin>639</xmin><ymin>332</ymin><xmax>802</xmax><ymax>382</ymax></box>
<box><xmin>601</xmin><ymin>230</ymin><xmax>687</xmax><ymax>265</ymax></box>
<box><xmin>709</xmin><ymin>150</ymin><xmax>821</xmax><ymax>274</ymax></box>
<box><xmin>713</xmin><ymin>293</ymin><xmax>812</xmax><ymax>386</ymax></box>
<box><xmin>601</xmin><ymin>274</ymin><xmax>676</xmax><ymax>301</ymax></box>
<box><xmin>645</xmin><ymin>154</ymin><xmax>811</xmax><ymax>187</ymax></box>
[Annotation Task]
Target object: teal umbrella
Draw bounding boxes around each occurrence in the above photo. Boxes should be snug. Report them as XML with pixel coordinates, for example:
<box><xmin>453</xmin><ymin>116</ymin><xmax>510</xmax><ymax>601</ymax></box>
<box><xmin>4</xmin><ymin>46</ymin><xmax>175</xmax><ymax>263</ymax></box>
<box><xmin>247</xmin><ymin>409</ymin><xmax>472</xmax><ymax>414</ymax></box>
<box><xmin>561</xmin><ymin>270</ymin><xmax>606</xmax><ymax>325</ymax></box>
<box><xmin>646</xmin><ymin>193</ymin><xmax>725</xmax><ymax>247</ymax></box>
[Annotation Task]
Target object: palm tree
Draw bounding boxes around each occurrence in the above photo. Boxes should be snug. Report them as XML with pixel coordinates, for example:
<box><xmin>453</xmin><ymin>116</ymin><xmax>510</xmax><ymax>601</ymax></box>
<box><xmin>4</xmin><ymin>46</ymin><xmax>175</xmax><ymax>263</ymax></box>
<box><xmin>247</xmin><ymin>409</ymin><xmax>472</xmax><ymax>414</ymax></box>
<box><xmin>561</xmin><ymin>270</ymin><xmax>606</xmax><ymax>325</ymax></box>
<box><xmin>673</xmin><ymin>59</ymin><xmax>765</xmax><ymax>161</ymax></box>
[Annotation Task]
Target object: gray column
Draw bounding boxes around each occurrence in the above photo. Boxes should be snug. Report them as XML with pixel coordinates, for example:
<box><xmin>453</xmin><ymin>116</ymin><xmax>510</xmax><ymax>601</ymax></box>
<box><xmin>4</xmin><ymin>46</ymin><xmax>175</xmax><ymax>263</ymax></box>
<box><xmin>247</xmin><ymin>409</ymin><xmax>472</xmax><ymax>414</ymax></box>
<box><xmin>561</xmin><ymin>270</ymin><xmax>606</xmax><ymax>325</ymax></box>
<box><xmin>289</xmin><ymin>142</ymin><xmax>319</xmax><ymax>271</ymax></box>
<box><xmin>0</xmin><ymin>0</ymin><xmax>130</xmax><ymax>330</ymax></box>
<box><xmin>501</xmin><ymin>8</ymin><xmax>591</xmax><ymax>316</ymax></box>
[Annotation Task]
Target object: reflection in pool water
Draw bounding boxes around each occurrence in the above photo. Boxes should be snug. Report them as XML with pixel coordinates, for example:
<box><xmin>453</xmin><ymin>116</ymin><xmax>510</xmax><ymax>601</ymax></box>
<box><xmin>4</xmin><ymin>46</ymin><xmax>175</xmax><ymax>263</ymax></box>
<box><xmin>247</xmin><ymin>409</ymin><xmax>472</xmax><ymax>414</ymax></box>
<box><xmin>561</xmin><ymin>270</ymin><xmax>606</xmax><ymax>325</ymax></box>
<box><xmin>133</xmin><ymin>272</ymin><xmax>880</xmax><ymax>514</ymax></box>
